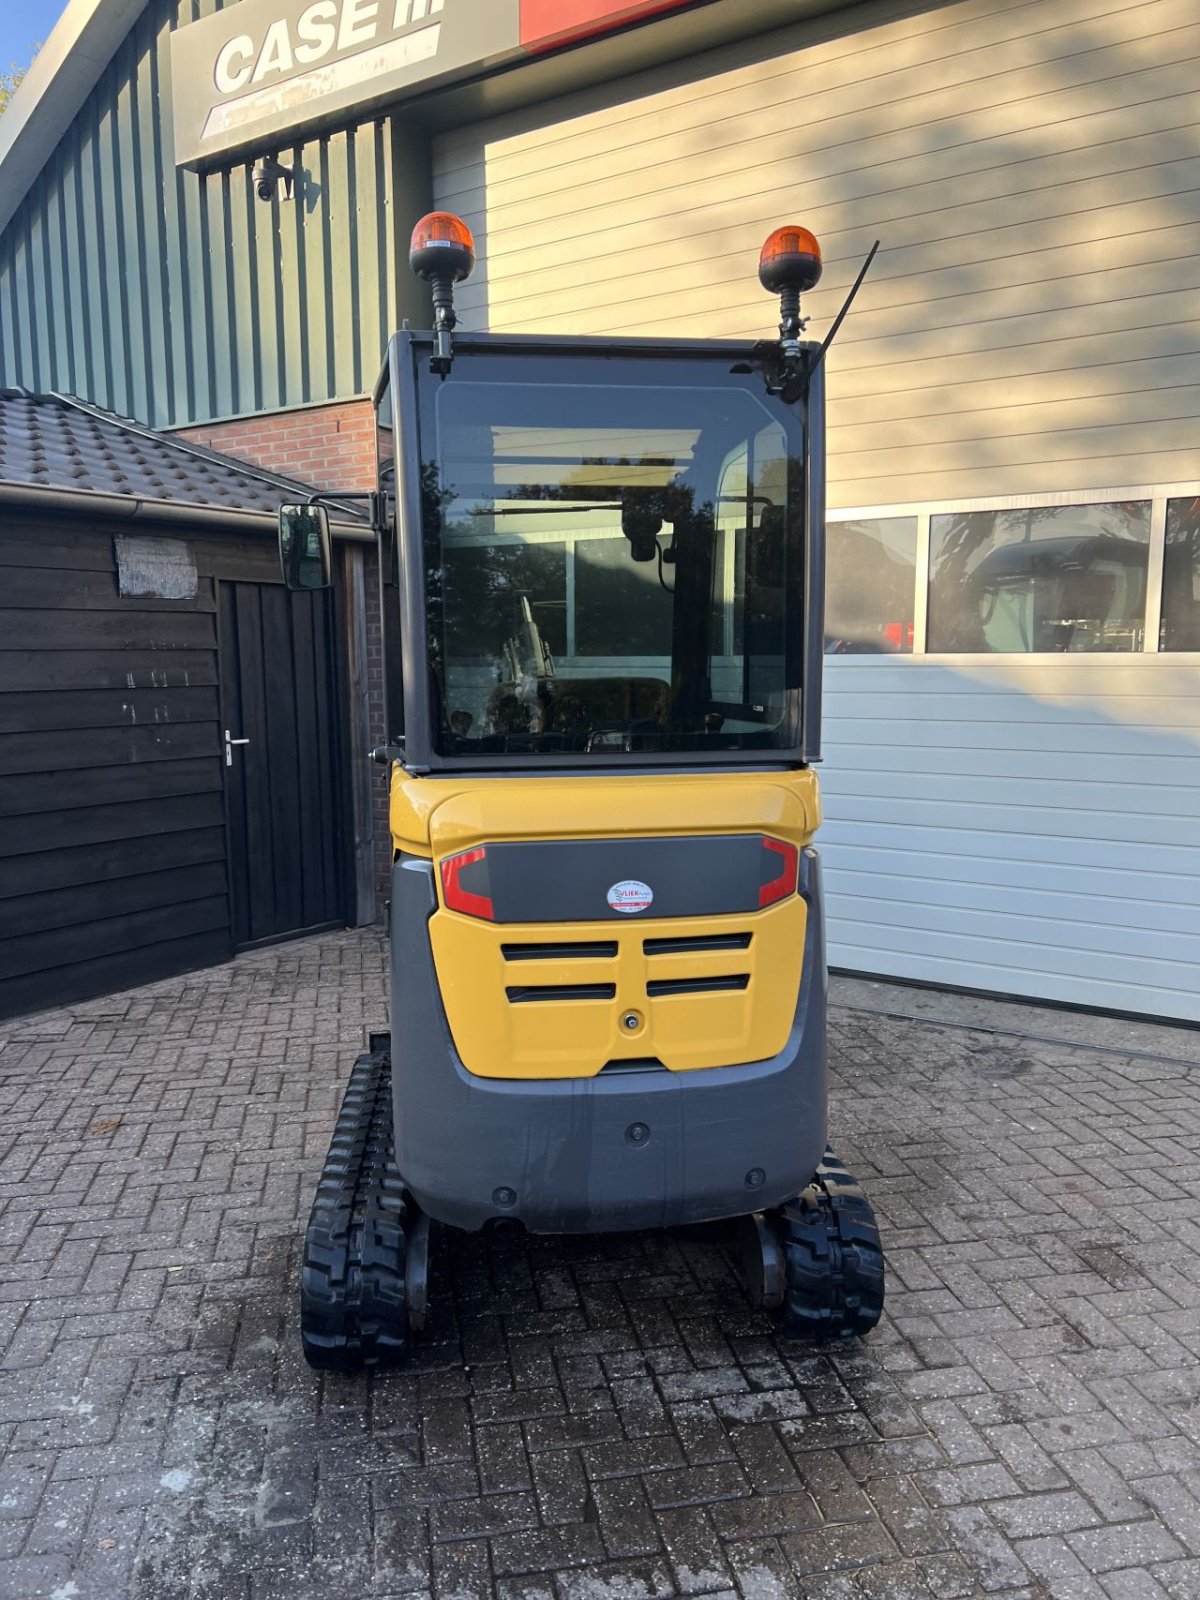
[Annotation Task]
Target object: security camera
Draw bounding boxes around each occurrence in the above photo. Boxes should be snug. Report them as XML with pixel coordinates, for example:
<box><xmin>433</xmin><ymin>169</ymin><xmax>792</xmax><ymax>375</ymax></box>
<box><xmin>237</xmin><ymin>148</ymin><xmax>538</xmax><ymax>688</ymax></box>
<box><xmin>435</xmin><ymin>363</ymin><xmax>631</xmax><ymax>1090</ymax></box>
<box><xmin>252</xmin><ymin>155</ymin><xmax>294</xmax><ymax>202</ymax></box>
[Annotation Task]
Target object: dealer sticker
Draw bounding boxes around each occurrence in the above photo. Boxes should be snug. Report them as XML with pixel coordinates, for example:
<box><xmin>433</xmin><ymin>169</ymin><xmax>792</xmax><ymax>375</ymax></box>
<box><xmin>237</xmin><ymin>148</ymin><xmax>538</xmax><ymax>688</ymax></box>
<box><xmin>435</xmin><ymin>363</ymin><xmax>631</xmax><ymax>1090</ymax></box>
<box><xmin>607</xmin><ymin>879</ymin><xmax>654</xmax><ymax>915</ymax></box>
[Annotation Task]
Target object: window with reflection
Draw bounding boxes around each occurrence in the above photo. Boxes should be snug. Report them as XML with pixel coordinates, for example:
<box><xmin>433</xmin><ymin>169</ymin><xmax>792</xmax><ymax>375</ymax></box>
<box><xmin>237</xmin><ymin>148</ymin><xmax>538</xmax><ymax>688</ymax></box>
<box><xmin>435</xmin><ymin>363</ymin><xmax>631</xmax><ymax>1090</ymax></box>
<box><xmin>826</xmin><ymin>517</ymin><xmax>918</xmax><ymax>653</ymax></box>
<box><xmin>375</xmin><ymin>371</ymin><xmax>404</xmax><ymax>739</ymax></box>
<box><xmin>928</xmin><ymin>502</ymin><xmax>1151</xmax><ymax>653</ymax></box>
<box><xmin>1162</xmin><ymin>498</ymin><xmax>1200</xmax><ymax>652</ymax></box>
<box><xmin>423</xmin><ymin>378</ymin><xmax>801</xmax><ymax>755</ymax></box>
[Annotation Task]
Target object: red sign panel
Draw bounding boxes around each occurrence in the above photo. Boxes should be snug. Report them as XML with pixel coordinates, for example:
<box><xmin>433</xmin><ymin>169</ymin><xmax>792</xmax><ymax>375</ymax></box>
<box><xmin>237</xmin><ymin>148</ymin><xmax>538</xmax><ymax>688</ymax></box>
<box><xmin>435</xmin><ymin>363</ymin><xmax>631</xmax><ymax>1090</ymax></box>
<box><xmin>521</xmin><ymin>0</ymin><xmax>699</xmax><ymax>53</ymax></box>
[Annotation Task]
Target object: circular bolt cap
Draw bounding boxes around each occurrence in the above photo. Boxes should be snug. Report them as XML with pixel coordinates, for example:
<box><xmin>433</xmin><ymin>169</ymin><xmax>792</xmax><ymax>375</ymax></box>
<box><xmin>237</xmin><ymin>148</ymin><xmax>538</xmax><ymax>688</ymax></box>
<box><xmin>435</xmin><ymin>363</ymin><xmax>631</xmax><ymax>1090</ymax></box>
<box><xmin>745</xmin><ymin>1168</ymin><xmax>766</xmax><ymax>1190</ymax></box>
<box><xmin>492</xmin><ymin>1186</ymin><xmax>517</xmax><ymax>1208</ymax></box>
<box><xmin>622</xmin><ymin>1011</ymin><xmax>642</xmax><ymax>1031</ymax></box>
<box><xmin>625</xmin><ymin>1123</ymin><xmax>650</xmax><ymax>1146</ymax></box>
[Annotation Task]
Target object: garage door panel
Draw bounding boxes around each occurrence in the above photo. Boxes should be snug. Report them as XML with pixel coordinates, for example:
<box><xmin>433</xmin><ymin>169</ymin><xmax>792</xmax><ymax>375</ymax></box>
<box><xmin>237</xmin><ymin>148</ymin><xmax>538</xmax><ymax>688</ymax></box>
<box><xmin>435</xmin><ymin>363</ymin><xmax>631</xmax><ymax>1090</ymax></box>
<box><xmin>821</xmin><ymin>745</ymin><xmax>1200</xmax><ymax>788</ymax></box>
<box><xmin>825</xmin><ymin>847</ymin><xmax>1200</xmax><ymax>911</ymax></box>
<box><xmin>828</xmin><ymin>937</ymin><xmax>1200</xmax><ymax>1023</ymax></box>
<box><xmin>820</xmin><ymin>818</ymin><xmax>1197</xmax><ymax>882</ymax></box>
<box><xmin>823</xmin><ymin>770</ymin><xmax>1200</xmax><ymax>821</ymax></box>
<box><xmin>827</xmin><ymin>883</ymin><xmax>1200</xmax><ymax>956</ymax></box>
<box><xmin>822</xmin><ymin>795</ymin><xmax>1198</xmax><ymax>851</ymax></box>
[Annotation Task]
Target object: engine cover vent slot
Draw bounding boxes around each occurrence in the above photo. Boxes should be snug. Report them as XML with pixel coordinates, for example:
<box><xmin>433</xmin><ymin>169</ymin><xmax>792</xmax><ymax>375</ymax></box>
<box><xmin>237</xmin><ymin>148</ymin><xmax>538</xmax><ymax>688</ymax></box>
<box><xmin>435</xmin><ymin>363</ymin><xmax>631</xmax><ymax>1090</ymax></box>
<box><xmin>643</xmin><ymin>932</ymin><xmax>752</xmax><ymax>956</ymax></box>
<box><xmin>502</xmin><ymin>941</ymin><xmax>618</xmax><ymax>961</ymax></box>
<box><xmin>506</xmin><ymin>983</ymin><xmax>617</xmax><ymax>1004</ymax></box>
<box><xmin>647</xmin><ymin>974</ymin><xmax>750</xmax><ymax>998</ymax></box>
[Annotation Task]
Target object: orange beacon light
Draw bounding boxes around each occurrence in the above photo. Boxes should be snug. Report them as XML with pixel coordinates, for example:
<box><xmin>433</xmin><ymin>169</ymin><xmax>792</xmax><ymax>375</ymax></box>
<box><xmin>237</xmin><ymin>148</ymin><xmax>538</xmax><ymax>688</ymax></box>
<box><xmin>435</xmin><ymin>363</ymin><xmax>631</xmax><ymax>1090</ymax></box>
<box><xmin>409</xmin><ymin>211</ymin><xmax>476</xmax><ymax>285</ymax></box>
<box><xmin>758</xmin><ymin>225</ymin><xmax>823</xmax><ymax>295</ymax></box>
<box><xmin>409</xmin><ymin>212</ymin><xmax>477</xmax><ymax>373</ymax></box>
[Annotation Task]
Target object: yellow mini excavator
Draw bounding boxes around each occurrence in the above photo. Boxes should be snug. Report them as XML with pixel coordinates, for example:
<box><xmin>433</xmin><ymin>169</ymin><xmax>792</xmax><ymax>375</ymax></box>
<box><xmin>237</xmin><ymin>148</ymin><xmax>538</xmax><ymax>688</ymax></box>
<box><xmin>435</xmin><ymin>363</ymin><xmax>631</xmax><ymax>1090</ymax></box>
<box><xmin>279</xmin><ymin>214</ymin><xmax>885</xmax><ymax>1367</ymax></box>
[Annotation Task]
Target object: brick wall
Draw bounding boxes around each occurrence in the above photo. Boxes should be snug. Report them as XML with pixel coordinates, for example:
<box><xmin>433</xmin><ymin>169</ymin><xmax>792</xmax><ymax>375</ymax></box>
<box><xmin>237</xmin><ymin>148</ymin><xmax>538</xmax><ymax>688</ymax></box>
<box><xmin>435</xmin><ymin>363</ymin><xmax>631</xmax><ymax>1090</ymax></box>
<box><xmin>174</xmin><ymin>402</ymin><xmax>392</xmax><ymax>916</ymax></box>
<box><xmin>176</xmin><ymin>400</ymin><xmax>377</xmax><ymax>493</ymax></box>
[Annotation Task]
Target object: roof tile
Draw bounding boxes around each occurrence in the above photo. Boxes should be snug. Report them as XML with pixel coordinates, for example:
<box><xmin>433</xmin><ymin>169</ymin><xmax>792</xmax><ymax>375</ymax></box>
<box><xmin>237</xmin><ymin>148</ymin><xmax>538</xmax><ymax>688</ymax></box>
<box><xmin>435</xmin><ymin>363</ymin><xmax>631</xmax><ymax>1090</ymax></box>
<box><xmin>0</xmin><ymin>389</ymin><xmax>364</xmax><ymax>520</ymax></box>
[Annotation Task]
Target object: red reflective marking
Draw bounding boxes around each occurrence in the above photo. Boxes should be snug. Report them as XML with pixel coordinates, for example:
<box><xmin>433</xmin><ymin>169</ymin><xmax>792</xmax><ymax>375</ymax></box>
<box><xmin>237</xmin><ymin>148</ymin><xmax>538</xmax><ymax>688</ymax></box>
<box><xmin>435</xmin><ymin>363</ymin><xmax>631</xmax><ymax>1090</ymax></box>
<box><xmin>758</xmin><ymin>838</ymin><xmax>799</xmax><ymax>908</ymax></box>
<box><xmin>883</xmin><ymin>621</ymin><xmax>915</xmax><ymax>651</ymax></box>
<box><xmin>440</xmin><ymin>847</ymin><xmax>495</xmax><ymax>920</ymax></box>
<box><xmin>520</xmin><ymin>0</ymin><xmax>696</xmax><ymax>52</ymax></box>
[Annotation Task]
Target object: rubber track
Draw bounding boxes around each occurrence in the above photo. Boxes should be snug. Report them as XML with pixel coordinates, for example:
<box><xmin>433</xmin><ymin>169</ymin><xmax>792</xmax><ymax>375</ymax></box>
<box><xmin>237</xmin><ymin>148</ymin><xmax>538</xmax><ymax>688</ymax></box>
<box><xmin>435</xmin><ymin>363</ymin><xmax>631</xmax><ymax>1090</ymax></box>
<box><xmin>300</xmin><ymin>1048</ymin><xmax>409</xmax><ymax>1370</ymax></box>
<box><xmin>777</xmin><ymin>1150</ymin><xmax>885</xmax><ymax>1342</ymax></box>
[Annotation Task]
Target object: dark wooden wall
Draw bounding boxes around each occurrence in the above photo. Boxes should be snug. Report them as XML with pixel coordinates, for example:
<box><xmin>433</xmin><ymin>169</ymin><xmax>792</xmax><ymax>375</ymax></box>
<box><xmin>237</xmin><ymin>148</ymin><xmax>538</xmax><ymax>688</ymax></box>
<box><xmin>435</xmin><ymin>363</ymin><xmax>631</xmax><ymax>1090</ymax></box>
<box><xmin>0</xmin><ymin>510</ymin><xmax>312</xmax><ymax>1019</ymax></box>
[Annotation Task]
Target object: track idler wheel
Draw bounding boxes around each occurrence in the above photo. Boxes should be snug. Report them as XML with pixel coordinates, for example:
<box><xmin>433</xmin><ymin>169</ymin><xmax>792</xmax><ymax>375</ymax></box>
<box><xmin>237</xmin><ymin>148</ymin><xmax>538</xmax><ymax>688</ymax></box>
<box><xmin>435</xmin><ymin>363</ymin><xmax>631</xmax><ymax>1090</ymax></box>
<box><xmin>300</xmin><ymin>1043</ymin><xmax>423</xmax><ymax>1371</ymax></box>
<box><xmin>740</xmin><ymin>1150</ymin><xmax>885</xmax><ymax>1342</ymax></box>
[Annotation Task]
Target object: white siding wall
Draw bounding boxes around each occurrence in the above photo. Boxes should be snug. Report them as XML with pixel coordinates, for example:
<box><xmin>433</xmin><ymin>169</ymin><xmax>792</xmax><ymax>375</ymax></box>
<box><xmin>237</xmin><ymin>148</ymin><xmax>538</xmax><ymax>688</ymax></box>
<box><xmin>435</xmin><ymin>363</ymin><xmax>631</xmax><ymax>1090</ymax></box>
<box><xmin>821</xmin><ymin>657</ymin><xmax>1200</xmax><ymax>1020</ymax></box>
<box><xmin>432</xmin><ymin>0</ymin><xmax>1200</xmax><ymax>1019</ymax></box>
<box><xmin>434</xmin><ymin>0</ymin><xmax>1200</xmax><ymax>507</ymax></box>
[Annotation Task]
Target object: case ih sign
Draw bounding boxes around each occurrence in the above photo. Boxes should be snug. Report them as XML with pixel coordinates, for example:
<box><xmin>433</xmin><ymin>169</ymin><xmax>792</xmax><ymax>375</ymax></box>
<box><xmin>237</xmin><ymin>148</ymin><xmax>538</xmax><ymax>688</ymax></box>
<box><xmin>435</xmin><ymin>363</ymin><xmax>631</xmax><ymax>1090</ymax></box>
<box><xmin>171</xmin><ymin>0</ymin><xmax>707</xmax><ymax>167</ymax></box>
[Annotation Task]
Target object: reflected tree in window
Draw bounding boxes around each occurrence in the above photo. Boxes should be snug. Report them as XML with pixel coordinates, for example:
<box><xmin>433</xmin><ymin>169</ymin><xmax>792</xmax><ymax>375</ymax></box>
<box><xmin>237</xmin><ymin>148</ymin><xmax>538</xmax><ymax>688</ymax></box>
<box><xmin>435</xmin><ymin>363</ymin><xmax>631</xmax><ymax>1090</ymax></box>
<box><xmin>929</xmin><ymin>503</ymin><xmax>1150</xmax><ymax>653</ymax></box>
<box><xmin>1163</xmin><ymin>498</ymin><xmax>1200</xmax><ymax>652</ymax></box>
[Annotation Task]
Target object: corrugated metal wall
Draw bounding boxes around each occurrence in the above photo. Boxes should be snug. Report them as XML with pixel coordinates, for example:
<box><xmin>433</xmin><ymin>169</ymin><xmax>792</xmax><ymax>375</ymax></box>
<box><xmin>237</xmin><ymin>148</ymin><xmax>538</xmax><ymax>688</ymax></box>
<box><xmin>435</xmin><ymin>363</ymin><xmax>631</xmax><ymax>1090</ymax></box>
<box><xmin>433</xmin><ymin>0</ymin><xmax>1200</xmax><ymax>508</ymax></box>
<box><xmin>0</xmin><ymin>0</ymin><xmax>397</xmax><ymax>429</ymax></box>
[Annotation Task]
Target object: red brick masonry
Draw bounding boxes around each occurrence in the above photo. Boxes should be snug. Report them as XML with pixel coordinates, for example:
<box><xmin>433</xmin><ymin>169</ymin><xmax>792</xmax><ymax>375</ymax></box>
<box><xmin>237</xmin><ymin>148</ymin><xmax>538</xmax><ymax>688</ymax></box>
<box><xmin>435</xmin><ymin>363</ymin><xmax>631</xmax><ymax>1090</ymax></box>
<box><xmin>175</xmin><ymin>399</ymin><xmax>377</xmax><ymax>493</ymax></box>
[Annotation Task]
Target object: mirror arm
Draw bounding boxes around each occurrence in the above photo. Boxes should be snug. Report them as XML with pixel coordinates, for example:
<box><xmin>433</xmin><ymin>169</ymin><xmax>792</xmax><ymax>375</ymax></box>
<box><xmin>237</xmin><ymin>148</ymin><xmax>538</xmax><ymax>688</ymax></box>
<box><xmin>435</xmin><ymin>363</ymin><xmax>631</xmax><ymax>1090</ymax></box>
<box><xmin>303</xmin><ymin>489</ymin><xmax>387</xmax><ymax>537</ymax></box>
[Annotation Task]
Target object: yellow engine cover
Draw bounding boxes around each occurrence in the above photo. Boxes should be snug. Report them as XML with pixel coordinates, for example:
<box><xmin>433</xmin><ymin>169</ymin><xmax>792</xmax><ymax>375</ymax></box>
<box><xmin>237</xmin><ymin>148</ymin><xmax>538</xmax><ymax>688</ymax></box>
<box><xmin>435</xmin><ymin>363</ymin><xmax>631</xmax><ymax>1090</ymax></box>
<box><xmin>391</xmin><ymin>769</ymin><xmax>821</xmax><ymax>1082</ymax></box>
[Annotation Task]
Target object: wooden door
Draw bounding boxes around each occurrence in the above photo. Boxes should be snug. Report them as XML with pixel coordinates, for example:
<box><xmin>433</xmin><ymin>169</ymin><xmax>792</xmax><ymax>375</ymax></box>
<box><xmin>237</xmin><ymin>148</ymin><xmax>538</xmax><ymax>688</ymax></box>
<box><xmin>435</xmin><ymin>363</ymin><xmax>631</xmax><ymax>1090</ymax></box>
<box><xmin>218</xmin><ymin>581</ymin><xmax>346</xmax><ymax>949</ymax></box>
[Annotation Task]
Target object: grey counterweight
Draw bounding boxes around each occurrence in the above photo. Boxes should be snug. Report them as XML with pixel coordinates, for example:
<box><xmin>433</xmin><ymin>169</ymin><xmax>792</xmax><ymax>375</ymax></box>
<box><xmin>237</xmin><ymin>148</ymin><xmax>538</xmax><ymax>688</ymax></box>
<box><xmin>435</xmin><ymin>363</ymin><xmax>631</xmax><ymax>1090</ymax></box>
<box><xmin>387</xmin><ymin>850</ymin><xmax>829</xmax><ymax>1234</ymax></box>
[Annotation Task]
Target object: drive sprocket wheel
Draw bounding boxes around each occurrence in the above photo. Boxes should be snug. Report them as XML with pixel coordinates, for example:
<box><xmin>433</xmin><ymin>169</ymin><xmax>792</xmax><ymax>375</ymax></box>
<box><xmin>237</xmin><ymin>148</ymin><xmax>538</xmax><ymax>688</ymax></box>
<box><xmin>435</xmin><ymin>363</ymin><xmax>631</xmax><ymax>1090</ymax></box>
<box><xmin>776</xmin><ymin>1151</ymin><xmax>885</xmax><ymax>1341</ymax></box>
<box><xmin>300</xmin><ymin>1046</ymin><xmax>411</xmax><ymax>1371</ymax></box>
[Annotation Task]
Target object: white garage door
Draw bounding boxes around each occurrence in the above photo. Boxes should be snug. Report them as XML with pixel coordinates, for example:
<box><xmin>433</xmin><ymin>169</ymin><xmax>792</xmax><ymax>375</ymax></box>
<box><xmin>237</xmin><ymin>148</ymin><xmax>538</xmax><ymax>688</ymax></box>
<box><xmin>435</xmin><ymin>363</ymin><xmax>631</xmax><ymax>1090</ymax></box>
<box><xmin>432</xmin><ymin>0</ymin><xmax>1200</xmax><ymax>1019</ymax></box>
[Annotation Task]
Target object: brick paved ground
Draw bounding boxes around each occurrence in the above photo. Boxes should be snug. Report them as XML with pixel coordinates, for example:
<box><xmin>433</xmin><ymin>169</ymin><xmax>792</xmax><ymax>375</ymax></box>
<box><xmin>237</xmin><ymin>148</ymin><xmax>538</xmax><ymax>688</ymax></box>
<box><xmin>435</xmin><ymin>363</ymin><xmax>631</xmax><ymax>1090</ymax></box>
<box><xmin>1</xmin><ymin>930</ymin><xmax>1199</xmax><ymax>1600</ymax></box>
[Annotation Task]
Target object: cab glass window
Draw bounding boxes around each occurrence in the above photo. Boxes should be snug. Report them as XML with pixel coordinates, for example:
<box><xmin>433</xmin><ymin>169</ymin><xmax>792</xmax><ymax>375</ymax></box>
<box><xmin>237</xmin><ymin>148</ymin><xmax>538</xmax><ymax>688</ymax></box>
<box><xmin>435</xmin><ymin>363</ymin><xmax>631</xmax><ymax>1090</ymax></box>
<box><xmin>928</xmin><ymin>502</ymin><xmax>1151</xmax><ymax>653</ymax></box>
<box><xmin>374</xmin><ymin>369</ymin><xmax>404</xmax><ymax>740</ymax></box>
<box><xmin>422</xmin><ymin>377</ymin><xmax>800</xmax><ymax>756</ymax></box>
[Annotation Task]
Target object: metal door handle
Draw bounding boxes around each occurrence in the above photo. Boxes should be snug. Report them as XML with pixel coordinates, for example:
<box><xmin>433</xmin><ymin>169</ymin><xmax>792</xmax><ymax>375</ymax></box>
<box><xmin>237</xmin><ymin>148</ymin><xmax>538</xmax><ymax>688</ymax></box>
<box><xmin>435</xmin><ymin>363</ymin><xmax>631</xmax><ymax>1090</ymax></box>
<box><xmin>224</xmin><ymin>730</ymin><xmax>251</xmax><ymax>766</ymax></box>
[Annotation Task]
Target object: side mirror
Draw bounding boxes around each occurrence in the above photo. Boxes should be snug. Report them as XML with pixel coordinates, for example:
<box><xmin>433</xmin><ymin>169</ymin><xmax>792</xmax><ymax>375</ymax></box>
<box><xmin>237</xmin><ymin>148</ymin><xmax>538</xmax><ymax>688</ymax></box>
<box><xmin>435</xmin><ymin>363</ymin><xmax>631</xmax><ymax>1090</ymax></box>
<box><xmin>279</xmin><ymin>504</ymin><xmax>333</xmax><ymax>591</ymax></box>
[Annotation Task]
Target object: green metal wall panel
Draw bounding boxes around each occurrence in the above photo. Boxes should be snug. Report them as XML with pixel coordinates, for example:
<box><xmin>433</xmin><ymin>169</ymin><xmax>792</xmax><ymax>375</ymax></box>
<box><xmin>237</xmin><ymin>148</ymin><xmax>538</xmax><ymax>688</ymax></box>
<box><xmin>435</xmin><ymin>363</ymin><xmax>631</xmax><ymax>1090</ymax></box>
<box><xmin>0</xmin><ymin>0</ymin><xmax>398</xmax><ymax>428</ymax></box>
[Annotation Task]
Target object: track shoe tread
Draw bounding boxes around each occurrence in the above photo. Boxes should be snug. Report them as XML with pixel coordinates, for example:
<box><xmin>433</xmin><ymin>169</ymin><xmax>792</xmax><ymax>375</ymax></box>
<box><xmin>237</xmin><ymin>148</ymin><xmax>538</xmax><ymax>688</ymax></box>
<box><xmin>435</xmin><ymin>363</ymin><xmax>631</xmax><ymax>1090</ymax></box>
<box><xmin>300</xmin><ymin>1048</ymin><xmax>410</xmax><ymax>1371</ymax></box>
<box><xmin>776</xmin><ymin>1150</ymin><xmax>885</xmax><ymax>1342</ymax></box>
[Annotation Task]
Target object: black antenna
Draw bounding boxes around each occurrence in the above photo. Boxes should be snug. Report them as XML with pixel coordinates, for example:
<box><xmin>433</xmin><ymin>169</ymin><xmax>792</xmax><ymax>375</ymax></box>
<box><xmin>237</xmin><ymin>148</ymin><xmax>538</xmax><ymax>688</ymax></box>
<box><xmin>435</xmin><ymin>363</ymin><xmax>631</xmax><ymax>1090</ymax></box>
<box><xmin>809</xmin><ymin>240</ymin><xmax>880</xmax><ymax>374</ymax></box>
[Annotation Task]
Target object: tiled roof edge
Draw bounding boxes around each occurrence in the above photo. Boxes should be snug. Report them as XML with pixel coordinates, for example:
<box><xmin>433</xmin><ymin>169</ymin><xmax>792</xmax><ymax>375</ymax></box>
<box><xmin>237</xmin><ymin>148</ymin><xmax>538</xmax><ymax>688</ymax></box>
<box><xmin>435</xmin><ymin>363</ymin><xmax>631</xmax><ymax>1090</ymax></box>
<box><xmin>49</xmin><ymin>392</ymin><xmax>369</xmax><ymax>522</ymax></box>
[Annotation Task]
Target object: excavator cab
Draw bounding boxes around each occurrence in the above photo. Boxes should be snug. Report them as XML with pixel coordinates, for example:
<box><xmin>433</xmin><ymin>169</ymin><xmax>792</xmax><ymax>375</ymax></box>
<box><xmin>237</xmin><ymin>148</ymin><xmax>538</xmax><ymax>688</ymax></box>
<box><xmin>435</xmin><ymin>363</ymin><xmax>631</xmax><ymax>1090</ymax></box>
<box><xmin>284</xmin><ymin>217</ymin><xmax>885</xmax><ymax>1368</ymax></box>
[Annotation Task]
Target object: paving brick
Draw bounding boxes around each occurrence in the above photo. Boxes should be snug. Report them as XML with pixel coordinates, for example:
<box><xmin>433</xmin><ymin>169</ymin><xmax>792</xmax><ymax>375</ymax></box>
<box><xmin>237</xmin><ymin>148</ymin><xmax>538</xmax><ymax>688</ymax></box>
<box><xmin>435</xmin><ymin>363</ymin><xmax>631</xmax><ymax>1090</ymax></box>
<box><xmin>655</xmin><ymin>1506</ymin><xmax>734</xmax><ymax>1595</ymax></box>
<box><xmin>591</xmin><ymin>1476</ymin><xmax>662</xmax><ymax>1559</ymax></box>
<box><xmin>5</xmin><ymin>934</ymin><xmax>1200</xmax><ymax>1600</ymax></box>
<box><xmin>582</xmin><ymin>1437</ymin><xmax>686</xmax><ymax>1482</ymax></box>
<box><xmin>787</xmin><ymin>1446</ymin><xmax>874</xmax><ymax>1525</ymax></box>
<box><xmin>783</xmin><ymin>1515</ymin><xmax>901</xmax><ymax>1577</ymax></box>
<box><xmin>868</xmin><ymin>1474</ymin><xmax>953</xmax><ymax>1557</ymax></box>
<box><xmin>431</xmin><ymin>1536</ymin><xmax>492</xmax><ymax>1598</ymax></box>
<box><xmin>983</xmin><ymin>1423</ymin><xmax>1070</xmax><ymax>1493</ymax></box>
<box><xmin>915</xmin><ymin>1463</ymin><xmax>1024</xmax><ymax>1507</ymax></box>
<box><xmin>942</xmin><ymin>1506</ymin><xmax>1030</xmax><ymax>1591</ymax></box>
<box><xmin>529</xmin><ymin>1445</ymin><xmax>589</xmax><ymax>1525</ymax></box>
<box><xmin>555</xmin><ymin>1558</ymin><xmax>676</xmax><ymax>1599</ymax></box>
<box><xmin>727</xmin><ymin>1422</ymin><xmax>802</xmax><ymax>1495</ymax></box>
<box><xmin>488</xmin><ymin>1522</ymin><xmax>606</xmax><ymax>1576</ymax></box>
<box><xmin>1068</xmin><ymin>1522</ymin><xmax>1188</xmax><ymax>1574</ymax></box>
<box><xmin>709</xmin><ymin>1488</ymin><xmax>822</xmax><ymax>1542</ymax></box>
